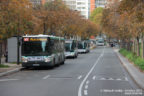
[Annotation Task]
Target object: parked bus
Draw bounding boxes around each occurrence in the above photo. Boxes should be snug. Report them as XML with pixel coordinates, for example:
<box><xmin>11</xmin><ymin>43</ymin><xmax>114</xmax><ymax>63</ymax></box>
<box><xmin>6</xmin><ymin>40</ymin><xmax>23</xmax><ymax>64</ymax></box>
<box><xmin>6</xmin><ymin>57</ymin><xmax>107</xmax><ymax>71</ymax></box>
<box><xmin>21</xmin><ymin>35</ymin><xmax>65</xmax><ymax>68</ymax></box>
<box><xmin>64</xmin><ymin>40</ymin><xmax>78</xmax><ymax>58</ymax></box>
<box><xmin>97</xmin><ymin>38</ymin><xmax>105</xmax><ymax>46</ymax></box>
<box><xmin>78</xmin><ymin>41</ymin><xmax>90</xmax><ymax>53</ymax></box>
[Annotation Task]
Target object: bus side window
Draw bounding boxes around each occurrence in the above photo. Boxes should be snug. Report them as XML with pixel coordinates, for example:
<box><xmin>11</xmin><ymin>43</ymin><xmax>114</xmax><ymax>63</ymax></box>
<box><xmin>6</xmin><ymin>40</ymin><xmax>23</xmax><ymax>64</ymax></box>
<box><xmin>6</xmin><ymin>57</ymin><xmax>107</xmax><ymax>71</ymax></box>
<box><xmin>71</xmin><ymin>42</ymin><xmax>74</xmax><ymax>50</ymax></box>
<box><xmin>50</xmin><ymin>40</ymin><xmax>54</xmax><ymax>46</ymax></box>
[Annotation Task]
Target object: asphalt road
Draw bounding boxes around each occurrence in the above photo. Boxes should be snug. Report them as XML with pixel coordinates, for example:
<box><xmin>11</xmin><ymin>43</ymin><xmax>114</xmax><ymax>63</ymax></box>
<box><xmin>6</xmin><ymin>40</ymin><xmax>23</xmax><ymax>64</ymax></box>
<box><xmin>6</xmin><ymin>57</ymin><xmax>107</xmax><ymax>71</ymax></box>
<box><xmin>0</xmin><ymin>46</ymin><xmax>143</xmax><ymax>96</ymax></box>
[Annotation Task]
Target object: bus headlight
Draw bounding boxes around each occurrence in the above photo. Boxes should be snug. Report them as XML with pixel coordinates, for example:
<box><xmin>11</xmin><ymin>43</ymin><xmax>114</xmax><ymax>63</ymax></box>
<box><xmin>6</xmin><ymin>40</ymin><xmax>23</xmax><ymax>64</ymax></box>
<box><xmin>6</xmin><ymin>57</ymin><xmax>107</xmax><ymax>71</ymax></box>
<box><xmin>71</xmin><ymin>52</ymin><xmax>75</xmax><ymax>55</ymax></box>
<box><xmin>22</xmin><ymin>57</ymin><xmax>28</xmax><ymax>63</ymax></box>
<box><xmin>44</xmin><ymin>58</ymin><xmax>51</xmax><ymax>62</ymax></box>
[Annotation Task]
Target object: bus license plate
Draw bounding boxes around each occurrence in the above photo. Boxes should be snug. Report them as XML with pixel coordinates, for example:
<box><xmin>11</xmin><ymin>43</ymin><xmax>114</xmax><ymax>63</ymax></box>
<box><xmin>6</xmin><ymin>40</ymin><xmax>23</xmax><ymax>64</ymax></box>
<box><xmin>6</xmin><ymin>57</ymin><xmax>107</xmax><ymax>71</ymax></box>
<box><xmin>33</xmin><ymin>64</ymin><xmax>40</xmax><ymax>66</ymax></box>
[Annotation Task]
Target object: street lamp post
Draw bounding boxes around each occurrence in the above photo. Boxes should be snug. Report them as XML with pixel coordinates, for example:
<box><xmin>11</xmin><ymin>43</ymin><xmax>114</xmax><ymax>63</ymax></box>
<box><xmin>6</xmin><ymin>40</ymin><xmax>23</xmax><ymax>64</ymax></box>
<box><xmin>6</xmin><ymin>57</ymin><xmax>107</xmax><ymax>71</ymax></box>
<box><xmin>17</xmin><ymin>35</ymin><xmax>20</xmax><ymax>65</ymax></box>
<box><xmin>17</xmin><ymin>16</ymin><xmax>20</xmax><ymax>65</ymax></box>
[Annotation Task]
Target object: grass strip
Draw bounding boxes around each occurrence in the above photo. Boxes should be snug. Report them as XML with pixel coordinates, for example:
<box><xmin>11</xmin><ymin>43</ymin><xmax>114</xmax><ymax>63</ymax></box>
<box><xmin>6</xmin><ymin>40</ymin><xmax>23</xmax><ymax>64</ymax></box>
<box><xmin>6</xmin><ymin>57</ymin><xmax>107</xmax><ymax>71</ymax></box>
<box><xmin>119</xmin><ymin>48</ymin><xmax>144</xmax><ymax>71</ymax></box>
<box><xmin>0</xmin><ymin>64</ymin><xmax>9</xmax><ymax>68</ymax></box>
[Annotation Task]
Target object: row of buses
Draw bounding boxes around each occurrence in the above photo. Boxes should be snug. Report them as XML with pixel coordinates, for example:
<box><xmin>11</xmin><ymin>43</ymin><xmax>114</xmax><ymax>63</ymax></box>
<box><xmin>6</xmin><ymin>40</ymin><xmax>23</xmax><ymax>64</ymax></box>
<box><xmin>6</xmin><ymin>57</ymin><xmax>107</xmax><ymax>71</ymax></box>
<box><xmin>64</xmin><ymin>39</ymin><xmax>90</xmax><ymax>58</ymax></box>
<box><xmin>21</xmin><ymin>35</ymin><xmax>90</xmax><ymax>68</ymax></box>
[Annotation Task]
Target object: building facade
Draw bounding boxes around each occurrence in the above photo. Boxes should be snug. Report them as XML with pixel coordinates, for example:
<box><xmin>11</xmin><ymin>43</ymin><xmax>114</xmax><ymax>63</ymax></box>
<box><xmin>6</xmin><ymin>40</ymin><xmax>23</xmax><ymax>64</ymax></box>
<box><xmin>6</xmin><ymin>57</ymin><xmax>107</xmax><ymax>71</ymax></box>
<box><xmin>90</xmin><ymin>0</ymin><xmax>96</xmax><ymax>14</ymax></box>
<box><xmin>63</xmin><ymin>0</ymin><xmax>77</xmax><ymax>10</ymax></box>
<box><xmin>76</xmin><ymin>0</ymin><xmax>90</xmax><ymax>19</ymax></box>
<box><xmin>29</xmin><ymin>0</ymin><xmax>90</xmax><ymax>19</ymax></box>
<box><xmin>63</xmin><ymin>0</ymin><xmax>90</xmax><ymax>19</ymax></box>
<box><xmin>29</xmin><ymin>0</ymin><xmax>44</xmax><ymax>6</ymax></box>
<box><xmin>95</xmin><ymin>0</ymin><xmax>107</xmax><ymax>8</ymax></box>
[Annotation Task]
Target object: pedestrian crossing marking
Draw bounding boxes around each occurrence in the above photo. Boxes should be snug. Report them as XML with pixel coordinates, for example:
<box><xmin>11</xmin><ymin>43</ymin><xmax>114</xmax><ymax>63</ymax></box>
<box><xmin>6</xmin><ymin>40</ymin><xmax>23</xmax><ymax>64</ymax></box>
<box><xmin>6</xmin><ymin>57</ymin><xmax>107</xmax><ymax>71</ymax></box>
<box><xmin>92</xmin><ymin>76</ymin><xmax>128</xmax><ymax>81</ymax></box>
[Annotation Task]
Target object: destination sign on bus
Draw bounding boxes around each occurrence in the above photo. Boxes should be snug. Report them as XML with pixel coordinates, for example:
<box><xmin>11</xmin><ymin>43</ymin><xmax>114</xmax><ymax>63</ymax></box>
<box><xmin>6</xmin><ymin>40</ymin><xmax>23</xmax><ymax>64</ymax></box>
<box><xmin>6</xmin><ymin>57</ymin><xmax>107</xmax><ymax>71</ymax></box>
<box><xmin>23</xmin><ymin>38</ymin><xmax>47</xmax><ymax>42</ymax></box>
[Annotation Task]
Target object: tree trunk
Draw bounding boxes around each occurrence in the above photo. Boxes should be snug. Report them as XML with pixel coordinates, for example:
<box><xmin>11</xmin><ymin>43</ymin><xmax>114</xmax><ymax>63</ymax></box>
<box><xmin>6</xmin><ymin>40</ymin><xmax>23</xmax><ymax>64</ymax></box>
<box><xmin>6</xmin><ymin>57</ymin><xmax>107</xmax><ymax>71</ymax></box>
<box><xmin>121</xmin><ymin>39</ymin><xmax>124</xmax><ymax>48</ymax></box>
<box><xmin>134</xmin><ymin>39</ymin><xmax>137</xmax><ymax>54</ymax></box>
<box><xmin>128</xmin><ymin>41</ymin><xmax>131</xmax><ymax>51</ymax></box>
<box><xmin>136</xmin><ymin>37</ymin><xmax>140</xmax><ymax>56</ymax></box>
<box><xmin>108</xmin><ymin>37</ymin><xmax>111</xmax><ymax>46</ymax></box>
<box><xmin>126</xmin><ymin>39</ymin><xmax>131</xmax><ymax>51</ymax></box>
<box><xmin>129</xmin><ymin>39</ymin><xmax>133</xmax><ymax>51</ymax></box>
<box><xmin>141</xmin><ymin>37</ymin><xmax>144</xmax><ymax>59</ymax></box>
<box><xmin>123</xmin><ymin>40</ymin><xmax>126</xmax><ymax>49</ymax></box>
<box><xmin>126</xmin><ymin>42</ymin><xmax>129</xmax><ymax>51</ymax></box>
<box><xmin>0</xmin><ymin>42</ymin><xmax>2</xmax><ymax>65</ymax></box>
<box><xmin>132</xmin><ymin>39</ymin><xmax>135</xmax><ymax>53</ymax></box>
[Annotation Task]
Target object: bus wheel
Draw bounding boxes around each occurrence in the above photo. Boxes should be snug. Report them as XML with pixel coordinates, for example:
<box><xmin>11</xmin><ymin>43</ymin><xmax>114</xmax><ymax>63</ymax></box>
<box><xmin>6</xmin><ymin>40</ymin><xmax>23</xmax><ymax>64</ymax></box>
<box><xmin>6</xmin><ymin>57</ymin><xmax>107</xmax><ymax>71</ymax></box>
<box><xmin>73</xmin><ymin>56</ymin><xmax>75</xmax><ymax>59</ymax></box>
<box><xmin>25</xmin><ymin>66</ymin><xmax>30</xmax><ymax>69</ymax></box>
<box><xmin>76</xmin><ymin>54</ymin><xmax>78</xmax><ymax>58</ymax></box>
<box><xmin>49</xmin><ymin>60</ymin><xmax>55</xmax><ymax>69</ymax></box>
<box><xmin>61</xmin><ymin>57</ymin><xmax>65</xmax><ymax>65</ymax></box>
<box><xmin>74</xmin><ymin>54</ymin><xmax>77</xmax><ymax>58</ymax></box>
<box><xmin>61</xmin><ymin>60</ymin><xmax>65</xmax><ymax>65</ymax></box>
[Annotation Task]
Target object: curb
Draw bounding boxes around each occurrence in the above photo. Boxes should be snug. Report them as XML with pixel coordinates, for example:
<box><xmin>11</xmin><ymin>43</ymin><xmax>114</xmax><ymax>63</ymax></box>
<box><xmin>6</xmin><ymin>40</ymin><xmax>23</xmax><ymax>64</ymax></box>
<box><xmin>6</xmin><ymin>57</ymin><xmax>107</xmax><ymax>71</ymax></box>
<box><xmin>116</xmin><ymin>51</ymin><xmax>144</xmax><ymax>90</ymax></box>
<box><xmin>0</xmin><ymin>68</ymin><xmax>22</xmax><ymax>77</ymax></box>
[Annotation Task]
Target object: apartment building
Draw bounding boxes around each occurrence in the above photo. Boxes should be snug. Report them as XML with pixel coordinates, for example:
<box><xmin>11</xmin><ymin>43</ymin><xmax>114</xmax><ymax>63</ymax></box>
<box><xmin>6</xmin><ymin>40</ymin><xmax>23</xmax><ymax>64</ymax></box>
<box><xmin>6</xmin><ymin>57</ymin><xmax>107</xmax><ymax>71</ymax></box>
<box><xmin>63</xmin><ymin>0</ymin><xmax>77</xmax><ymax>10</ymax></box>
<box><xmin>76</xmin><ymin>0</ymin><xmax>90</xmax><ymax>19</ymax></box>
<box><xmin>29</xmin><ymin>0</ymin><xmax>90</xmax><ymax>19</ymax></box>
<box><xmin>63</xmin><ymin>0</ymin><xmax>90</xmax><ymax>19</ymax></box>
<box><xmin>95</xmin><ymin>0</ymin><xmax>107</xmax><ymax>8</ymax></box>
<box><xmin>29</xmin><ymin>0</ymin><xmax>51</xmax><ymax>6</ymax></box>
<box><xmin>29</xmin><ymin>0</ymin><xmax>43</xmax><ymax>5</ymax></box>
<box><xmin>90</xmin><ymin>0</ymin><xmax>96</xmax><ymax>13</ymax></box>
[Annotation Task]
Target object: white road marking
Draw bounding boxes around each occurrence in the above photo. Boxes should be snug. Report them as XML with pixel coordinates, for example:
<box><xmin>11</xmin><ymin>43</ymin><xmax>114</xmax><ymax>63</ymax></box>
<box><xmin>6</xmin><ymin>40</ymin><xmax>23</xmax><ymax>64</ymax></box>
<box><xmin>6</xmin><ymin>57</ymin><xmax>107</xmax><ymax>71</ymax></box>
<box><xmin>86</xmin><ymin>80</ymin><xmax>89</xmax><ymax>84</ymax></box>
<box><xmin>100</xmin><ymin>78</ymin><xmax>106</xmax><ymax>80</ymax></box>
<box><xmin>43</xmin><ymin>75</ymin><xmax>50</xmax><ymax>80</ymax></box>
<box><xmin>108</xmin><ymin>78</ymin><xmax>113</xmax><ymax>80</ymax></box>
<box><xmin>0</xmin><ymin>79</ymin><xmax>19</xmax><ymax>82</ymax></box>
<box><xmin>78</xmin><ymin>47</ymin><xmax>105</xmax><ymax>96</ymax></box>
<box><xmin>78</xmin><ymin>75</ymin><xmax>82</xmax><ymax>80</ymax></box>
<box><xmin>92</xmin><ymin>76</ymin><xmax>96</xmax><ymax>80</ymax></box>
<box><xmin>85</xmin><ymin>85</ymin><xmax>88</xmax><ymax>89</ymax></box>
<box><xmin>125</xmin><ymin>77</ymin><xmax>128</xmax><ymax>81</ymax></box>
<box><xmin>116</xmin><ymin>78</ymin><xmax>121</xmax><ymax>81</ymax></box>
<box><xmin>84</xmin><ymin>90</ymin><xmax>88</xmax><ymax>95</ymax></box>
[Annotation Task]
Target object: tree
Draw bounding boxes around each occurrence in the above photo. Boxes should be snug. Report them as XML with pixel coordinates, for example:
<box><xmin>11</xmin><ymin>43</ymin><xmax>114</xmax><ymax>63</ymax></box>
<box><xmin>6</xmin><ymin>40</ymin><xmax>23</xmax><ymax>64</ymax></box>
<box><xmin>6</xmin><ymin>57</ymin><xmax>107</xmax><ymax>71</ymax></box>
<box><xmin>0</xmin><ymin>0</ymin><xmax>33</xmax><ymax>64</ymax></box>
<box><xmin>0</xmin><ymin>0</ymin><xmax>33</xmax><ymax>39</ymax></box>
<box><xmin>90</xmin><ymin>7</ymin><xmax>103</xmax><ymax>25</ymax></box>
<box><xmin>33</xmin><ymin>0</ymin><xmax>99</xmax><ymax>39</ymax></box>
<box><xmin>90</xmin><ymin>7</ymin><xmax>103</xmax><ymax>36</ymax></box>
<box><xmin>101</xmin><ymin>0</ymin><xmax>144</xmax><ymax>57</ymax></box>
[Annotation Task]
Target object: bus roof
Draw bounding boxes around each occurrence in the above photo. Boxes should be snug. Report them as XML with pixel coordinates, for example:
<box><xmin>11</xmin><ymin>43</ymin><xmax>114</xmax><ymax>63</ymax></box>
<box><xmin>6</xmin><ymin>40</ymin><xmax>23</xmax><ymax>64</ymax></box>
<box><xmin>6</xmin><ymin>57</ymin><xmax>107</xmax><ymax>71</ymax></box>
<box><xmin>22</xmin><ymin>34</ymin><xmax>64</xmax><ymax>40</ymax></box>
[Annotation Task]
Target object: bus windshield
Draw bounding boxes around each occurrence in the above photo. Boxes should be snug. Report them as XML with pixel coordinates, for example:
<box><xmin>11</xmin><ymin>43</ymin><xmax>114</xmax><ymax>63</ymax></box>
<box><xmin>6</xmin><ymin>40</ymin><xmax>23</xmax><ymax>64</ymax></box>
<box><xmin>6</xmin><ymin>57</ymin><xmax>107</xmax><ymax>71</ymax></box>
<box><xmin>22</xmin><ymin>41</ymin><xmax>51</xmax><ymax>56</ymax></box>
<box><xmin>98</xmin><ymin>40</ymin><xmax>104</xmax><ymax>43</ymax></box>
<box><xmin>65</xmin><ymin>43</ymin><xmax>71</xmax><ymax>52</ymax></box>
<box><xmin>78</xmin><ymin>42</ymin><xmax>87</xmax><ymax>49</ymax></box>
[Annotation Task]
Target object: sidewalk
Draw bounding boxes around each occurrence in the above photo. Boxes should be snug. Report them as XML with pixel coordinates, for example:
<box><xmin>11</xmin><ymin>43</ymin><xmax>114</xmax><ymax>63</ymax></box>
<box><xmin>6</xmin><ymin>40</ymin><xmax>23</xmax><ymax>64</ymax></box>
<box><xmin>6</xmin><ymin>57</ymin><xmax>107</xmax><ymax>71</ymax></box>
<box><xmin>0</xmin><ymin>57</ymin><xmax>22</xmax><ymax>77</ymax></box>
<box><xmin>114</xmin><ymin>48</ymin><xmax>144</xmax><ymax>89</ymax></box>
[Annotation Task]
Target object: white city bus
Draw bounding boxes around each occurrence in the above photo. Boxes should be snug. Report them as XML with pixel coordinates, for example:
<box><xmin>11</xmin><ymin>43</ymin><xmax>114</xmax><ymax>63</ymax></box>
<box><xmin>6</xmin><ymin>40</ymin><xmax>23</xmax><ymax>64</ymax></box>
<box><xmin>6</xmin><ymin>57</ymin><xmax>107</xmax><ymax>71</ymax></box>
<box><xmin>21</xmin><ymin>35</ymin><xmax>65</xmax><ymax>68</ymax></box>
<box><xmin>64</xmin><ymin>40</ymin><xmax>78</xmax><ymax>58</ymax></box>
<box><xmin>97</xmin><ymin>38</ymin><xmax>105</xmax><ymax>46</ymax></box>
<box><xmin>78</xmin><ymin>41</ymin><xmax>90</xmax><ymax>53</ymax></box>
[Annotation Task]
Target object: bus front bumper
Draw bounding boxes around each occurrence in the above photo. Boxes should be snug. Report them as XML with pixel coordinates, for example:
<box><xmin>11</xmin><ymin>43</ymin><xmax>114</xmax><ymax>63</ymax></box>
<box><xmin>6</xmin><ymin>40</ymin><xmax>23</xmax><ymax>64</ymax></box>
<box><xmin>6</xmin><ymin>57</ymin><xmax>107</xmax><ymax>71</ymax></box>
<box><xmin>22</xmin><ymin>61</ymin><xmax>53</xmax><ymax>67</ymax></box>
<box><xmin>65</xmin><ymin>52</ymin><xmax>75</xmax><ymax>58</ymax></box>
<box><xmin>78</xmin><ymin>49</ymin><xmax>87</xmax><ymax>53</ymax></box>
